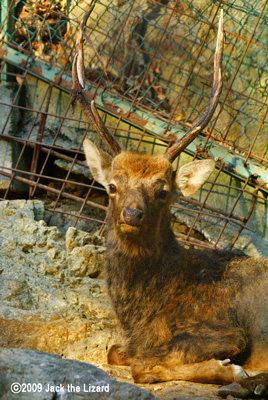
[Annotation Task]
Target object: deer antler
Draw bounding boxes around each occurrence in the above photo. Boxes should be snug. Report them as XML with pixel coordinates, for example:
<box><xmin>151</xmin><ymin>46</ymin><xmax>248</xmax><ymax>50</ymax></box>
<box><xmin>72</xmin><ymin>4</ymin><xmax>121</xmax><ymax>155</ymax></box>
<box><xmin>165</xmin><ymin>9</ymin><xmax>224</xmax><ymax>163</ymax></box>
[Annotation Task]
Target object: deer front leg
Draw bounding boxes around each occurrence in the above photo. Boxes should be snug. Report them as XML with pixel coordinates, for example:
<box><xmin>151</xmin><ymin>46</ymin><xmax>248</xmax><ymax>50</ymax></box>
<box><xmin>107</xmin><ymin>343</ymin><xmax>246</xmax><ymax>384</ymax></box>
<box><xmin>130</xmin><ymin>324</ymin><xmax>248</xmax><ymax>383</ymax></box>
<box><xmin>132</xmin><ymin>357</ymin><xmax>247</xmax><ymax>384</ymax></box>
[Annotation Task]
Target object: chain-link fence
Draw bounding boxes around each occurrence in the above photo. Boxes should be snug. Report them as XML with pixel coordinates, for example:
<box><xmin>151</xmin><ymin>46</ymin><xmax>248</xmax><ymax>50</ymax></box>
<box><xmin>0</xmin><ymin>0</ymin><xmax>268</xmax><ymax>252</ymax></box>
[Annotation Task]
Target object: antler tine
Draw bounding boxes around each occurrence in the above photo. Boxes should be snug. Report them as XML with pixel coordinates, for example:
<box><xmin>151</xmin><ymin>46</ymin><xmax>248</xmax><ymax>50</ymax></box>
<box><xmin>72</xmin><ymin>4</ymin><xmax>121</xmax><ymax>156</ymax></box>
<box><xmin>165</xmin><ymin>9</ymin><xmax>224</xmax><ymax>163</ymax></box>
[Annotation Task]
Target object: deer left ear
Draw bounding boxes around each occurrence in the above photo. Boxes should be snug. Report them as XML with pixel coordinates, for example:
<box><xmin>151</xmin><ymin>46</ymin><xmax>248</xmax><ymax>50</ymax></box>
<box><xmin>83</xmin><ymin>139</ymin><xmax>113</xmax><ymax>190</ymax></box>
<box><xmin>175</xmin><ymin>159</ymin><xmax>215</xmax><ymax>197</ymax></box>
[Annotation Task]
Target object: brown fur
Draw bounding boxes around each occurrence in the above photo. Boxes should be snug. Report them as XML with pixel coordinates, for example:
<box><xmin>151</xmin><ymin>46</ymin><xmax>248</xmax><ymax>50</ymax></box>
<box><xmin>83</xmin><ymin>145</ymin><xmax>268</xmax><ymax>390</ymax></box>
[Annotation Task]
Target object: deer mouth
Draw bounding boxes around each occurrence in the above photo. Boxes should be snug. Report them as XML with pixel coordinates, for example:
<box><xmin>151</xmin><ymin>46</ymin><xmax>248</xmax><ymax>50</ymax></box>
<box><xmin>118</xmin><ymin>223</ymin><xmax>140</xmax><ymax>235</ymax></box>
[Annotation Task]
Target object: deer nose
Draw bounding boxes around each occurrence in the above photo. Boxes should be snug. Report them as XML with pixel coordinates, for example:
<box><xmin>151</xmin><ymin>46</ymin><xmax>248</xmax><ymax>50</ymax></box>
<box><xmin>122</xmin><ymin>208</ymin><xmax>144</xmax><ymax>227</ymax></box>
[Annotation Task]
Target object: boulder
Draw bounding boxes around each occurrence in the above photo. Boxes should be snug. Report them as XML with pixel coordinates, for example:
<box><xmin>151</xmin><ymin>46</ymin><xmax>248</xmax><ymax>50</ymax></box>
<box><xmin>0</xmin><ymin>348</ymin><xmax>158</xmax><ymax>400</ymax></box>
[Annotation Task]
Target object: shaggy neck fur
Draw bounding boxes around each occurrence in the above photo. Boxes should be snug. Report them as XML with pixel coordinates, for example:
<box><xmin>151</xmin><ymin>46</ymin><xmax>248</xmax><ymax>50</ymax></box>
<box><xmin>106</xmin><ymin>203</ymin><xmax>175</xmax><ymax>260</ymax></box>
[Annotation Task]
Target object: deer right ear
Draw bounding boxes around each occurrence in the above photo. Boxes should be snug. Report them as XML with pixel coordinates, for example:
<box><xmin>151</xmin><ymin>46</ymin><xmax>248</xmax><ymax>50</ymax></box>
<box><xmin>175</xmin><ymin>159</ymin><xmax>215</xmax><ymax>197</ymax></box>
<box><xmin>83</xmin><ymin>139</ymin><xmax>113</xmax><ymax>190</ymax></box>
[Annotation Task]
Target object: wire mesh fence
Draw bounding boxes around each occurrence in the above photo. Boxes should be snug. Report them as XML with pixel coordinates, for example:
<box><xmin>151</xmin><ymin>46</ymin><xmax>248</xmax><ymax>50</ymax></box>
<box><xmin>0</xmin><ymin>0</ymin><xmax>268</xmax><ymax>251</ymax></box>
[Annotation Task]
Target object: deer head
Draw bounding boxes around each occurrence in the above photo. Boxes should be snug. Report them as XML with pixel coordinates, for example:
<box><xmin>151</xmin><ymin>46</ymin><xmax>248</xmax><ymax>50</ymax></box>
<box><xmin>83</xmin><ymin>141</ymin><xmax>215</xmax><ymax>255</ymax></box>
<box><xmin>72</xmin><ymin>8</ymin><xmax>224</xmax><ymax>253</ymax></box>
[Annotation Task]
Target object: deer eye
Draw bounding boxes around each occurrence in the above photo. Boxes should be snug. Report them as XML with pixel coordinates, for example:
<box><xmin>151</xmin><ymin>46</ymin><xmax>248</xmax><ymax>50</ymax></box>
<box><xmin>108</xmin><ymin>183</ymin><xmax>117</xmax><ymax>194</ymax></box>
<box><xmin>159</xmin><ymin>189</ymin><xmax>168</xmax><ymax>200</ymax></box>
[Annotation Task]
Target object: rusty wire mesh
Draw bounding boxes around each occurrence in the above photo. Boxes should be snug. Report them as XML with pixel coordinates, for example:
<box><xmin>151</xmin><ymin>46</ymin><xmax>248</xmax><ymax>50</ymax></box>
<box><xmin>0</xmin><ymin>0</ymin><xmax>267</xmax><ymax>249</ymax></box>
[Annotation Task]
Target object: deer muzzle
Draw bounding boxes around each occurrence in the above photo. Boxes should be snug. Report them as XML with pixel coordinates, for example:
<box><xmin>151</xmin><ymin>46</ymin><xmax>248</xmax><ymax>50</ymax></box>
<box><xmin>122</xmin><ymin>208</ymin><xmax>144</xmax><ymax>227</ymax></box>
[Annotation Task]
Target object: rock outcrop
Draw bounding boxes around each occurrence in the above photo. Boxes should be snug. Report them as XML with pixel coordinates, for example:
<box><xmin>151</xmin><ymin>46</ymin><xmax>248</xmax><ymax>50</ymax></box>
<box><xmin>0</xmin><ymin>199</ymin><xmax>117</xmax><ymax>364</ymax></box>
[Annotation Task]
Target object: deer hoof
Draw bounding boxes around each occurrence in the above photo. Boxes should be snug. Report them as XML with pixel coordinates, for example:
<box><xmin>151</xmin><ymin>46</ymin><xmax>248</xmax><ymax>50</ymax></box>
<box><xmin>218</xmin><ymin>359</ymin><xmax>248</xmax><ymax>382</ymax></box>
<box><xmin>233</xmin><ymin>365</ymin><xmax>249</xmax><ymax>381</ymax></box>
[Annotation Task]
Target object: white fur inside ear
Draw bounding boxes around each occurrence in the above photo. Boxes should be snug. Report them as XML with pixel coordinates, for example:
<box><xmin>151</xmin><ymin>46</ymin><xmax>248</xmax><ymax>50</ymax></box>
<box><xmin>175</xmin><ymin>159</ymin><xmax>215</xmax><ymax>197</ymax></box>
<box><xmin>83</xmin><ymin>139</ymin><xmax>112</xmax><ymax>189</ymax></box>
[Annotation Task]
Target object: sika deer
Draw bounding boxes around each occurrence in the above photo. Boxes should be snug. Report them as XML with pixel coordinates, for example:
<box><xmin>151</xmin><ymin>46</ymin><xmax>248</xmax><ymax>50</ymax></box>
<box><xmin>72</xmin><ymin>9</ymin><xmax>268</xmax><ymax>398</ymax></box>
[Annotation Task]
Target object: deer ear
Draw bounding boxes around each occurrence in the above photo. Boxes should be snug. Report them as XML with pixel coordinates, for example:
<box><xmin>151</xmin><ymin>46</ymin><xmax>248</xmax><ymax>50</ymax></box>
<box><xmin>83</xmin><ymin>139</ymin><xmax>113</xmax><ymax>190</ymax></box>
<box><xmin>175</xmin><ymin>159</ymin><xmax>215</xmax><ymax>197</ymax></box>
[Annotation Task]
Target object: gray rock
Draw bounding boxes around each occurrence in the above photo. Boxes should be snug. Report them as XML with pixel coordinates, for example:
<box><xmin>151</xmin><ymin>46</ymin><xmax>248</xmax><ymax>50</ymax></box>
<box><xmin>0</xmin><ymin>200</ymin><xmax>115</xmax><ymax>364</ymax></box>
<box><xmin>67</xmin><ymin>244</ymin><xmax>106</xmax><ymax>278</ymax></box>
<box><xmin>54</xmin><ymin>159</ymin><xmax>93</xmax><ymax>180</ymax></box>
<box><xmin>66</xmin><ymin>227</ymin><xmax>106</xmax><ymax>277</ymax></box>
<box><xmin>0</xmin><ymin>348</ymin><xmax>158</xmax><ymax>400</ymax></box>
<box><xmin>65</xmin><ymin>227</ymin><xmax>105</xmax><ymax>253</ymax></box>
<box><xmin>0</xmin><ymin>199</ymin><xmax>45</xmax><ymax>221</ymax></box>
